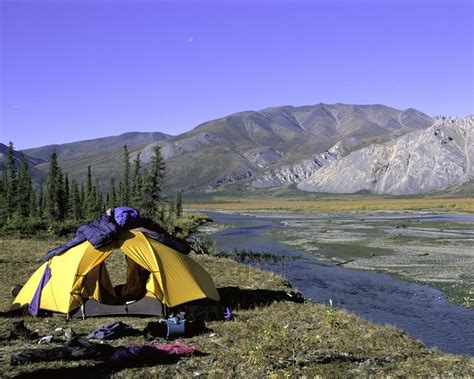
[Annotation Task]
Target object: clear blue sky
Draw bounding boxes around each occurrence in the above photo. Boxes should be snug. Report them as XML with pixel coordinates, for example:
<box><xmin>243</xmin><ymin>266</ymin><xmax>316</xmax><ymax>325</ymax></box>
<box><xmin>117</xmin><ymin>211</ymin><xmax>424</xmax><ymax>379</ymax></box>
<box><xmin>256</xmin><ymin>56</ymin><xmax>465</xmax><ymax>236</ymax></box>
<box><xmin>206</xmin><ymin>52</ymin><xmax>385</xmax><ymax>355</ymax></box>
<box><xmin>1</xmin><ymin>0</ymin><xmax>473</xmax><ymax>150</ymax></box>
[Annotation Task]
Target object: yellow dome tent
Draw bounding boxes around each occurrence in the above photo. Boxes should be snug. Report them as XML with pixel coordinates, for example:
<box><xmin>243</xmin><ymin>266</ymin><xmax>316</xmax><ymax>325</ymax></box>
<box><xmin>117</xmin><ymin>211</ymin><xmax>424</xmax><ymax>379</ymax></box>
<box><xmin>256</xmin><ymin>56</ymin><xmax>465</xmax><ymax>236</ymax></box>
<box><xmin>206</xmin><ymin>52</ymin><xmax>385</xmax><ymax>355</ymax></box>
<box><xmin>12</xmin><ymin>229</ymin><xmax>220</xmax><ymax>318</ymax></box>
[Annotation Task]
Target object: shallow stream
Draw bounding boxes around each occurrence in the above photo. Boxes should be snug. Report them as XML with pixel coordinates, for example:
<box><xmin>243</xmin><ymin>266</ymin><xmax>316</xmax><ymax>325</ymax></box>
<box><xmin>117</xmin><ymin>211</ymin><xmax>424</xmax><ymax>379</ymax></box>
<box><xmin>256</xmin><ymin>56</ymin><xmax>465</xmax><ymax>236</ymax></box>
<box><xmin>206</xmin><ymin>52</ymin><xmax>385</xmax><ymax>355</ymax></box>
<box><xmin>205</xmin><ymin>211</ymin><xmax>474</xmax><ymax>357</ymax></box>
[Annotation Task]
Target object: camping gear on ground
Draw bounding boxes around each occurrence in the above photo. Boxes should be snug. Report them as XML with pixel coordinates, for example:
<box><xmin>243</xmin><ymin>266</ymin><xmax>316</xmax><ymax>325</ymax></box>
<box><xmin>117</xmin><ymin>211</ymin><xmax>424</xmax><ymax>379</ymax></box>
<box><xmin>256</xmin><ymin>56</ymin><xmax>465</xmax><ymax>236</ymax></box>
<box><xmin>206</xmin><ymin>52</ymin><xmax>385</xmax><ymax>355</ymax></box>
<box><xmin>142</xmin><ymin>316</ymin><xmax>187</xmax><ymax>339</ymax></box>
<box><xmin>163</xmin><ymin>317</ymin><xmax>185</xmax><ymax>338</ymax></box>
<box><xmin>10</xmin><ymin>336</ymin><xmax>116</xmax><ymax>366</ymax></box>
<box><xmin>224</xmin><ymin>307</ymin><xmax>233</xmax><ymax>321</ymax></box>
<box><xmin>37</xmin><ymin>335</ymin><xmax>54</xmax><ymax>344</ymax></box>
<box><xmin>10</xmin><ymin>337</ymin><xmax>198</xmax><ymax>366</ymax></box>
<box><xmin>54</xmin><ymin>327</ymin><xmax>76</xmax><ymax>340</ymax></box>
<box><xmin>143</xmin><ymin>316</ymin><xmax>208</xmax><ymax>340</ymax></box>
<box><xmin>86</xmin><ymin>321</ymin><xmax>141</xmax><ymax>340</ymax></box>
<box><xmin>106</xmin><ymin>342</ymin><xmax>197</xmax><ymax>364</ymax></box>
<box><xmin>12</xmin><ymin>208</ymin><xmax>220</xmax><ymax>318</ymax></box>
<box><xmin>7</xmin><ymin>321</ymin><xmax>39</xmax><ymax>340</ymax></box>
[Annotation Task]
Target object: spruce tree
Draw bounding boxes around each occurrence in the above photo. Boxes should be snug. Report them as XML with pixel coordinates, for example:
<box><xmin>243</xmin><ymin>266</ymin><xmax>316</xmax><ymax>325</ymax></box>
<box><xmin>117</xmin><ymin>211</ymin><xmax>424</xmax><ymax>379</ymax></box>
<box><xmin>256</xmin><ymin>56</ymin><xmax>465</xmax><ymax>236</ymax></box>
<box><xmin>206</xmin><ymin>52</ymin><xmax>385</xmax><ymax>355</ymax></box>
<box><xmin>159</xmin><ymin>205</ymin><xmax>165</xmax><ymax>223</ymax></box>
<box><xmin>166</xmin><ymin>198</ymin><xmax>176</xmax><ymax>232</ymax></box>
<box><xmin>88</xmin><ymin>181</ymin><xmax>100</xmax><ymax>219</ymax></box>
<box><xmin>6</xmin><ymin>142</ymin><xmax>18</xmax><ymax>217</ymax></box>
<box><xmin>45</xmin><ymin>152</ymin><xmax>66</xmax><ymax>221</ymax></box>
<box><xmin>108</xmin><ymin>177</ymin><xmax>117</xmax><ymax>209</ymax></box>
<box><xmin>70</xmin><ymin>178</ymin><xmax>82</xmax><ymax>220</ymax></box>
<box><xmin>63</xmin><ymin>174</ymin><xmax>70</xmax><ymax>218</ymax></box>
<box><xmin>131</xmin><ymin>153</ymin><xmax>143</xmax><ymax>208</ymax></box>
<box><xmin>0</xmin><ymin>173</ymin><xmax>7</xmax><ymax>226</ymax></box>
<box><xmin>16</xmin><ymin>155</ymin><xmax>33</xmax><ymax>219</ymax></box>
<box><xmin>94</xmin><ymin>179</ymin><xmax>104</xmax><ymax>215</ymax></box>
<box><xmin>85</xmin><ymin>166</ymin><xmax>92</xmax><ymax>197</ymax></box>
<box><xmin>58</xmin><ymin>170</ymin><xmax>67</xmax><ymax>219</ymax></box>
<box><xmin>141</xmin><ymin>169</ymin><xmax>152</xmax><ymax>216</ymax></box>
<box><xmin>37</xmin><ymin>183</ymin><xmax>44</xmax><ymax>219</ymax></box>
<box><xmin>141</xmin><ymin>145</ymin><xmax>165</xmax><ymax>219</ymax></box>
<box><xmin>118</xmin><ymin>180</ymin><xmax>124</xmax><ymax>206</ymax></box>
<box><xmin>29</xmin><ymin>189</ymin><xmax>37</xmax><ymax>218</ymax></box>
<box><xmin>85</xmin><ymin>166</ymin><xmax>94</xmax><ymax>218</ymax></box>
<box><xmin>120</xmin><ymin>145</ymin><xmax>131</xmax><ymax>205</ymax></box>
<box><xmin>176</xmin><ymin>191</ymin><xmax>183</xmax><ymax>218</ymax></box>
<box><xmin>80</xmin><ymin>182</ymin><xmax>85</xmax><ymax>210</ymax></box>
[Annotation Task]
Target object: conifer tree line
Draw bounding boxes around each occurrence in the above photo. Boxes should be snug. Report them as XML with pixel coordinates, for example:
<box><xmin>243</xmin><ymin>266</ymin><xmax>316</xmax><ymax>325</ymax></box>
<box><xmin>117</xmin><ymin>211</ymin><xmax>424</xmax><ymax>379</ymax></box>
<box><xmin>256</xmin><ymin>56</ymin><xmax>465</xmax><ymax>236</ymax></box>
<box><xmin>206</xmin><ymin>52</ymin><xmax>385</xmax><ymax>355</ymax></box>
<box><xmin>0</xmin><ymin>142</ymin><xmax>184</xmax><ymax>234</ymax></box>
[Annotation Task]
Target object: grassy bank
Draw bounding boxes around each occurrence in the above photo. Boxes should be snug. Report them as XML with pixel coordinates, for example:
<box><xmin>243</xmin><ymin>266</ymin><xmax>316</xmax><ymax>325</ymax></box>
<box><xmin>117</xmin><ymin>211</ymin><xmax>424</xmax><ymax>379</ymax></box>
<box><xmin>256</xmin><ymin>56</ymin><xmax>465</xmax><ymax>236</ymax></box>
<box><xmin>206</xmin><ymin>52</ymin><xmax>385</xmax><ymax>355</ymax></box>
<box><xmin>186</xmin><ymin>195</ymin><xmax>474</xmax><ymax>213</ymax></box>
<box><xmin>0</xmin><ymin>238</ymin><xmax>473</xmax><ymax>377</ymax></box>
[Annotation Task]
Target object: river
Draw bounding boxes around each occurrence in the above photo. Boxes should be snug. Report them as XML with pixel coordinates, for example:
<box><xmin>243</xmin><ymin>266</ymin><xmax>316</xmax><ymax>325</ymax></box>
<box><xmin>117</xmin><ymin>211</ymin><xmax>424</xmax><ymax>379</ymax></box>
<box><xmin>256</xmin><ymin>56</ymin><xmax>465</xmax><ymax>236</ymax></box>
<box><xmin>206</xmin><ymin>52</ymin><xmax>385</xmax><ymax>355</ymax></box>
<box><xmin>205</xmin><ymin>211</ymin><xmax>474</xmax><ymax>357</ymax></box>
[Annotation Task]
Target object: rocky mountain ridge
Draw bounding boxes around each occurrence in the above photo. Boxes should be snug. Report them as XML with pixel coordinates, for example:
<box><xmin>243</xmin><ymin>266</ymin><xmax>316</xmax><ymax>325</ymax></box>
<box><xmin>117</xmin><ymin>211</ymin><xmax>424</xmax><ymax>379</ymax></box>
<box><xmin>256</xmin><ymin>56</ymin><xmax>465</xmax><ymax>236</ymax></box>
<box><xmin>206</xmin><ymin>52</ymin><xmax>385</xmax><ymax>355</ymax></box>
<box><xmin>298</xmin><ymin>116</ymin><xmax>474</xmax><ymax>195</ymax></box>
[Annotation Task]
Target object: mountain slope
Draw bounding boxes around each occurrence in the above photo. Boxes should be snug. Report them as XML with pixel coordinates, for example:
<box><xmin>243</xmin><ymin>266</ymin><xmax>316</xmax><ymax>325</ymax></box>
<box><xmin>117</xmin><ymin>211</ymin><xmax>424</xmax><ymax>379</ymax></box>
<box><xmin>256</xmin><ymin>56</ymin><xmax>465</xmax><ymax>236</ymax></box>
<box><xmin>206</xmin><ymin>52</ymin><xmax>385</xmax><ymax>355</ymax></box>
<box><xmin>154</xmin><ymin>103</ymin><xmax>432</xmax><ymax>190</ymax></box>
<box><xmin>21</xmin><ymin>132</ymin><xmax>173</xmax><ymax>188</ymax></box>
<box><xmin>298</xmin><ymin>116</ymin><xmax>474</xmax><ymax>195</ymax></box>
<box><xmin>0</xmin><ymin>143</ymin><xmax>45</xmax><ymax>169</ymax></box>
<box><xmin>173</xmin><ymin>103</ymin><xmax>432</xmax><ymax>163</ymax></box>
<box><xmin>23</xmin><ymin>131</ymin><xmax>172</xmax><ymax>162</ymax></box>
<box><xmin>0</xmin><ymin>143</ymin><xmax>46</xmax><ymax>185</ymax></box>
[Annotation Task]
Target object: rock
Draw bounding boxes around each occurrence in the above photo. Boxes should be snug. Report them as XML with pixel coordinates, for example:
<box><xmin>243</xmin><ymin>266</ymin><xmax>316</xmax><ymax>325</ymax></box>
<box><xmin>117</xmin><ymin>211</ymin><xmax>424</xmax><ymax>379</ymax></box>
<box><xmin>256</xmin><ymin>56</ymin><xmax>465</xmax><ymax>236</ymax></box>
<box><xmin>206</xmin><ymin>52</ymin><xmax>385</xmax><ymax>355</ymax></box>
<box><xmin>298</xmin><ymin>116</ymin><xmax>474</xmax><ymax>194</ymax></box>
<box><xmin>251</xmin><ymin>151</ymin><xmax>338</xmax><ymax>188</ymax></box>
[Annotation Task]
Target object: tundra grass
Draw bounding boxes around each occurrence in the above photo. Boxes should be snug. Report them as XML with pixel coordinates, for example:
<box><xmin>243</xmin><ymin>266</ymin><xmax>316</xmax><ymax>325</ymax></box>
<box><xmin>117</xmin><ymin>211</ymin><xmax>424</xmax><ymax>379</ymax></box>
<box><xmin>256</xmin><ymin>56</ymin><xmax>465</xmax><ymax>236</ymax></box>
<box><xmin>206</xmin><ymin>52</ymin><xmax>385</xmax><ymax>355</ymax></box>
<box><xmin>0</xmin><ymin>238</ymin><xmax>473</xmax><ymax>377</ymax></box>
<box><xmin>186</xmin><ymin>196</ymin><xmax>474</xmax><ymax>213</ymax></box>
<box><xmin>421</xmin><ymin>280</ymin><xmax>474</xmax><ymax>308</ymax></box>
<box><xmin>175</xmin><ymin>212</ymin><xmax>212</xmax><ymax>236</ymax></box>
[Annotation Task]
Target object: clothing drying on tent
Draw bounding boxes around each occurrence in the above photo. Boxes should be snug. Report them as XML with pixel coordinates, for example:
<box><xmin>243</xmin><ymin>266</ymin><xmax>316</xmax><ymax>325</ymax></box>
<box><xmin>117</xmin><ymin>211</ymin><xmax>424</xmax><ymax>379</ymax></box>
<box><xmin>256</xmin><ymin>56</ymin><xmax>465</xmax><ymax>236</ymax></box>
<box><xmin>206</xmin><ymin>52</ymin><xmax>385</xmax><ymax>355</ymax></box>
<box><xmin>12</xmin><ymin>207</ymin><xmax>220</xmax><ymax>318</ymax></box>
<box><xmin>43</xmin><ymin>207</ymin><xmax>190</xmax><ymax>262</ymax></box>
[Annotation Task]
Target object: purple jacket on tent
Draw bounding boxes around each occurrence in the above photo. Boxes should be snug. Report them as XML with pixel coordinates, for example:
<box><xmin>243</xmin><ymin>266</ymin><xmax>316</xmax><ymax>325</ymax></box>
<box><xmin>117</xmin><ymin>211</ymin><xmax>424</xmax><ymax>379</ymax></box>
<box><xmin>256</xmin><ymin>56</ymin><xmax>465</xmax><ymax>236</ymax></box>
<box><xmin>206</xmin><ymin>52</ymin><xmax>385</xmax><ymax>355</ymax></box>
<box><xmin>113</xmin><ymin>206</ymin><xmax>140</xmax><ymax>228</ymax></box>
<box><xmin>43</xmin><ymin>213</ymin><xmax>119</xmax><ymax>262</ymax></box>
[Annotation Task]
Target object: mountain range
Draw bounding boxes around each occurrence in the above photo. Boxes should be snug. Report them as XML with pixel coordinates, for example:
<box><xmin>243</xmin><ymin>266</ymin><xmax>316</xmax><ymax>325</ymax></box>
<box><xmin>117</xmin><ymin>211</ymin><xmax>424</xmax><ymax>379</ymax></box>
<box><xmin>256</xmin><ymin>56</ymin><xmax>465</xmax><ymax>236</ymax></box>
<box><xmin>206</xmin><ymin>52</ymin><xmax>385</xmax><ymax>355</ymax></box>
<box><xmin>4</xmin><ymin>103</ymin><xmax>473</xmax><ymax>195</ymax></box>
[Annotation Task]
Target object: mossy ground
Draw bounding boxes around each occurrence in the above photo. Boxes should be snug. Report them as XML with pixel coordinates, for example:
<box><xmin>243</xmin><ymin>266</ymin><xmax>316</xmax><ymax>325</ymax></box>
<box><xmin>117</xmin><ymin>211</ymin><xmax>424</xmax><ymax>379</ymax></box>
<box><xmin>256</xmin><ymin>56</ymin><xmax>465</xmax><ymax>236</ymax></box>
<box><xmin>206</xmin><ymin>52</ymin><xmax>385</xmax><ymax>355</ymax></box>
<box><xmin>0</xmin><ymin>238</ymin><xmax>473</xmax><ymax>377</ymax></box>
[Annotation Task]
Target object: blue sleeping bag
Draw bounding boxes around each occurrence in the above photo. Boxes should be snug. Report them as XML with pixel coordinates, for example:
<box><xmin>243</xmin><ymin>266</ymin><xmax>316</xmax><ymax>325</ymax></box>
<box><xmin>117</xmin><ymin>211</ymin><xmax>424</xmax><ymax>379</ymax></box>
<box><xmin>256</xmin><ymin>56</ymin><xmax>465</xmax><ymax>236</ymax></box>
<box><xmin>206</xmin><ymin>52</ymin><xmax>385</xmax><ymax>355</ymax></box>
<box><xmin>42</xmin><ymin>206</ymin><xmax>188</xmax><ymax>261</ymax></box>
<box><xmin>43</xmin><ymin>213</ymin><xmax>118</xmax><ymax>261</ymax></box>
